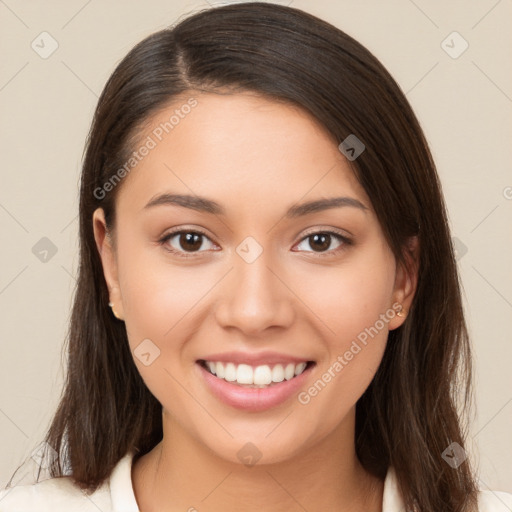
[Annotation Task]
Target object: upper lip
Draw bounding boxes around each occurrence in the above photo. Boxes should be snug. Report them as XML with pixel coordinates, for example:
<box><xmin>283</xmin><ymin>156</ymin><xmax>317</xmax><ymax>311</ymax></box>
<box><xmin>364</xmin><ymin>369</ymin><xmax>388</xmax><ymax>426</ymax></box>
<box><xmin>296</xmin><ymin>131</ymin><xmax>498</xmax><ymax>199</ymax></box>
<box><xmin>198</xmin><ymin>351</ymin><xmax>313</xmax><ymax>367</ymax></box>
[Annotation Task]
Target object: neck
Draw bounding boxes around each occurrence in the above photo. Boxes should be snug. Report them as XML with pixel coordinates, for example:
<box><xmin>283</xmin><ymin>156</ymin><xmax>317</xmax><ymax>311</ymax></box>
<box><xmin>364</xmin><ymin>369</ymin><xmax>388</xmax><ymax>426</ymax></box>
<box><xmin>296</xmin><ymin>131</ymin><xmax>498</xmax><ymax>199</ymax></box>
<box><xmin>132</xmin><ymin>407</ymin><xmax>383</xmax><ymax>512</ymax></box>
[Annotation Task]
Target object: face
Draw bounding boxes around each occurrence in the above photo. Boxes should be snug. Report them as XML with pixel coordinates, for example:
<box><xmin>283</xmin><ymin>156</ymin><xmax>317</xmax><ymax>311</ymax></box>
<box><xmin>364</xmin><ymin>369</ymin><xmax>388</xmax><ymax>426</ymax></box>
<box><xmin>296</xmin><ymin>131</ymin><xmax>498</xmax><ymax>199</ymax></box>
<box><xmin>93</xmin><ymin>92</ymin><xmax>416</xmax><ymax>466</ymax></box>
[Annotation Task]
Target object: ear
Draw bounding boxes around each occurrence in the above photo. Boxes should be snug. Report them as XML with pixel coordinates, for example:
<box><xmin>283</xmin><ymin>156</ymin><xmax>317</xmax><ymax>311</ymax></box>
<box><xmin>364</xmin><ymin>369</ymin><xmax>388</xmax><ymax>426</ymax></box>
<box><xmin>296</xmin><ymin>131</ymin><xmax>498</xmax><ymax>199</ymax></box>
<box><xmin>92</xmin><ymin>208</ymin><xmax>124</xmax><ymax>320</ymax></box>
<box><xmin>388</xmin><ymin>236</ymin><xmax>419</xmax><ymax>330</ymax></box>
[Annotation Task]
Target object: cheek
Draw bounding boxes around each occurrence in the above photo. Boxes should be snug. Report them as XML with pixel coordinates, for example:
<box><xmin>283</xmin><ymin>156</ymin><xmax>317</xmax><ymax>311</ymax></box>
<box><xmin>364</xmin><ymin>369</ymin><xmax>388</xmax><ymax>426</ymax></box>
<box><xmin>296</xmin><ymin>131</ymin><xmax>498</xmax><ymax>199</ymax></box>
<box><xmin>123</xmin><ymin>269</ymin><xmax>211</xmax><ymax>334</ymax></box>
<box><xmin>294</xmin><ymin>245</ymin><xmax>396</xmax><ymax>347</ymax></box>
<box><xmin>117</xmin><ymin>253</ymin><xmax>215</xmax><ymax>416</ymax></box>
<box><xmin>116</xmin><ymin>237</ymin><xmax>223</xmax><ymax>402</ymax></box>
<box><xmin>116</xmin><ymin>226</ymin><xmax>214</xmax><ymax>340</ymax></box>
<box><xmin>294</xmin><ymin>245</ymin><xmax>395</xmax><ymax>413</ymax></box>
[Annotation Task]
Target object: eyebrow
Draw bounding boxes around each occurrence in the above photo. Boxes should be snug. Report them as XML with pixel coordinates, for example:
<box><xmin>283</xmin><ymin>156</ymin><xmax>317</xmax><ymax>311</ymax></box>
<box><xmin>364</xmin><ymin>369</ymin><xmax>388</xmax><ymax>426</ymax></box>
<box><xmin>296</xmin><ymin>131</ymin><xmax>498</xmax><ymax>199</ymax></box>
<box><xmin>143</xmin><ymin>193</ymin><xmax>368</xmax><ymax>218</ymax></box>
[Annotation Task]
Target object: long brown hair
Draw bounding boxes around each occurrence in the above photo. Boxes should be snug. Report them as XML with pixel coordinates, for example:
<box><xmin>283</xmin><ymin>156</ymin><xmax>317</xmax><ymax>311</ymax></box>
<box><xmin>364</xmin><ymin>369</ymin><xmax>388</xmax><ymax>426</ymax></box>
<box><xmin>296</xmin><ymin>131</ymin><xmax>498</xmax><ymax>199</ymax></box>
<box><xmin>5</xmin><ymin>3</ymin><xmax>479</xmax><ymax>510</ymax></box>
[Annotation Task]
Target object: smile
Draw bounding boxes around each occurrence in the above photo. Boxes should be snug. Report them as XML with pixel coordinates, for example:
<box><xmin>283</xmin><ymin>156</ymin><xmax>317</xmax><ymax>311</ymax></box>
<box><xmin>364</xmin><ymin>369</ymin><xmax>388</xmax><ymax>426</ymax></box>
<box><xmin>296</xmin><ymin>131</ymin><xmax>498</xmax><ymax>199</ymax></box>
<box><xmin>199</xmin><ymin>360</ymin><xmax>313</xmax><ymax>388</ymax></box>
<box><xmin>196</xmin><ymin>358</ymin><xmax>316</xmax><ymax>411</ymax></box>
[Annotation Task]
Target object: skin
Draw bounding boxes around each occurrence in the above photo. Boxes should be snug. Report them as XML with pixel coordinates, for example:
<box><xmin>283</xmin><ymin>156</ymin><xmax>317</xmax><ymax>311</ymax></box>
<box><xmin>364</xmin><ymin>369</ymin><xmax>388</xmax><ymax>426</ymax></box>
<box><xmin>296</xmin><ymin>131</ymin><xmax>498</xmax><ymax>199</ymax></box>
<box><xmin>93</xmin><ymin>91</ymin><xmax>418</xmax><ymax>512</ymax></box>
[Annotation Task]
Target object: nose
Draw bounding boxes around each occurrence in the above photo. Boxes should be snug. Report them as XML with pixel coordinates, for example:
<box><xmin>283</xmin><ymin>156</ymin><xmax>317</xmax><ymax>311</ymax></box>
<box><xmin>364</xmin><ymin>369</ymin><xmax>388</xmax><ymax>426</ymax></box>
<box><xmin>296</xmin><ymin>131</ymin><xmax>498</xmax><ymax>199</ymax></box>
<box><xmin>214</xmin><ymin>243</ymin><xmax>295</xmax><ymax>336</ymax></box>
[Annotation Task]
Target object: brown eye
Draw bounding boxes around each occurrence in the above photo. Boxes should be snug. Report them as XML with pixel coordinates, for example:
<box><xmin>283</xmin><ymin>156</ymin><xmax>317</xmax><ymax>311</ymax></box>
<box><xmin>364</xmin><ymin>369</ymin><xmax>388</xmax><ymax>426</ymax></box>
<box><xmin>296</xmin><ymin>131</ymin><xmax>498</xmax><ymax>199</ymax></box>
<box><xmin>308</xmin><ymin>233</ymin><xmax>331</xmax><ymax>252</ymax></box>
<box><xmin>176</xmin><ymin>232</ymin><xmax>203</xmax><ymax>252</ymax></box>
<box><xmin>159</xmin><ymin>230</ymin><xmax>216</xmax><ymax>258</ymax></box>
<box><xmin>295</xmin><ymin>231</ymin><xmax>350</xmax><ymax>256</ymax></box>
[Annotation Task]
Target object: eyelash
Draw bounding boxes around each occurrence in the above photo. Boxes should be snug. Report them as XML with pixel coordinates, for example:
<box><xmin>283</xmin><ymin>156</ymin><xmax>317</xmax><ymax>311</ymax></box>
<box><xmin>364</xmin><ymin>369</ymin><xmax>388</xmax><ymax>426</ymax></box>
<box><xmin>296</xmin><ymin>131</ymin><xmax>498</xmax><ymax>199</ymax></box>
<box><xmin>158</xmin><ymin>228</ymin><xmax>352</xmax><ymax>260</ymax></box>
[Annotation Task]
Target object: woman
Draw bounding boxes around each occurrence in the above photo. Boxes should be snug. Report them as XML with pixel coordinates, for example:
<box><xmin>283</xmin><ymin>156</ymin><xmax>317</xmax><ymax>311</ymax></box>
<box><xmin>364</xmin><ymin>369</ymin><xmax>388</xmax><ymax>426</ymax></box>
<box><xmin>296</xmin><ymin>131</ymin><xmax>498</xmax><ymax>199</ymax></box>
<box><xmin>1</xmin><ymin>3</ymin><xmax>510</xmax><ymax>511</ymax></box>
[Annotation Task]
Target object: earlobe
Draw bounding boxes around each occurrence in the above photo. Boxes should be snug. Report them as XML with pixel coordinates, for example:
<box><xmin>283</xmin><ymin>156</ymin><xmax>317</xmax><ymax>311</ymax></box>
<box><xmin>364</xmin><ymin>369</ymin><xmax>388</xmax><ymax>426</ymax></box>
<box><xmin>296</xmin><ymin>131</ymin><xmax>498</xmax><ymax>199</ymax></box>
<box><xmin>388</xmin><ymin>236</ymin><xmax>419</xmax><ymax>330</ymax></box>
<box><xmin>92</xmin><ymin>208</ymin><xmax>124</xmax><ymax>320</ymax></box>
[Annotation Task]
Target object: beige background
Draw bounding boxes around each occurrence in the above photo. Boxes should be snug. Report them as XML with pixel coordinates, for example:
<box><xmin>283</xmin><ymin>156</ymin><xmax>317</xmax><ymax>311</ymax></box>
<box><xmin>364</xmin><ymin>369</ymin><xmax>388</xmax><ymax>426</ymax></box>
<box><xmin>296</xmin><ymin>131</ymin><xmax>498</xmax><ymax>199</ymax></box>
<box><xmin>1</xmin><ymin>0</ymin><xmax>511</xmax><ymax>495</ymax></box>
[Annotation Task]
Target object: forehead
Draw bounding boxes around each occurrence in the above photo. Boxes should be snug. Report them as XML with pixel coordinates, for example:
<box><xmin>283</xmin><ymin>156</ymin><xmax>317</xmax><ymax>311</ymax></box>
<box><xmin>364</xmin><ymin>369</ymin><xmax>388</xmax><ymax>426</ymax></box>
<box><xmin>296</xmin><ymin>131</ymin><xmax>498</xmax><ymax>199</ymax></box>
<box><xmin>115</xmin><ymin>92</ymin><xmax>370</xmax><ymax>219</ymax></box>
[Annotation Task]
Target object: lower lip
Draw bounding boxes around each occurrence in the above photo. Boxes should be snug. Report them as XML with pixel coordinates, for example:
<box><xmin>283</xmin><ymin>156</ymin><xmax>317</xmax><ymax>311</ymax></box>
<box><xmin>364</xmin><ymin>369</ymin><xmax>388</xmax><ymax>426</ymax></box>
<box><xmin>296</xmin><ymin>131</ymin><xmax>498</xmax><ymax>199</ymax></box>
<box><xmin>196</xmin><ymin>362</ymin><xmax>315</xmax><ymax>412</ymax></box>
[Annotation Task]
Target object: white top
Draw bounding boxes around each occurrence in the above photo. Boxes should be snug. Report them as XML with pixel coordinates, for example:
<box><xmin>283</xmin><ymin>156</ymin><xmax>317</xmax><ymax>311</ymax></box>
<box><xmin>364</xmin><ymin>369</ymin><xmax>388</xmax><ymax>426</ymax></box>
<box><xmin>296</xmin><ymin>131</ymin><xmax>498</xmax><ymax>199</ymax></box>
<box><xmin>1</xmin><ymin>451</ymin><xmax>511</xmax><ymax>511</ymax></box>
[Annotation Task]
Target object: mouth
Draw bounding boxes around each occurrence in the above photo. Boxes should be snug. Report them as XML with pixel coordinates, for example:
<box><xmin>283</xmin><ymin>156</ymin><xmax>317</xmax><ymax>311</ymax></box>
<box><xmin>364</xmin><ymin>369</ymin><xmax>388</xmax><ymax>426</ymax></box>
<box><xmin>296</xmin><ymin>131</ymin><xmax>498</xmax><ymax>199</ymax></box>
<box><xmin>196</xmin><ymin>358</ymin><xmax>317</xmax><ymax>411</ymax></box>
<box><xmin>197</xmin><ymin>359</ymin><xmax>316</xmax><ymax>388</ymax></box>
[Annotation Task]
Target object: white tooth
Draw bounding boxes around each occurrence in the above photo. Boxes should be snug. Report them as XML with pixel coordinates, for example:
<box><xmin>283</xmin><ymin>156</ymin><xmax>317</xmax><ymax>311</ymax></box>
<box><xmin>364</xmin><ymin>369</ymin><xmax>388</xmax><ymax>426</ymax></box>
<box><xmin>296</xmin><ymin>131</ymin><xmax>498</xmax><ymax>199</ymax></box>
<box><xmin>215</xmin><ymin>362</ymin><xmax>225</xmax><ymax>378</ymax></box>
<box><xmin>236</xmin><ymin>364</ymin><xmax>253</xmax><ymax>384</ymax></box>
<box><xmin>207</xmin><ymin>361</ymin><xmax>216</xmax><ymax>374</ymax></box>
<box><xmin>284</xmin><ymin>363</ymin><xmax>295</xmax><ymax>380</ymax></box>
<box><xmin>294</xmin><ymin>362</ymin><xmax>307</xmax><ymax>376</ymax></box>
<box><xmin>225</xmin><ymin>362</ymin><xmax>237</xmax><ymax>382</ymax></box>
<box><xmin>271</xmin><ymin>364</ymin><xmax>285</xmax><ymax>383</ymax></box>
<box><xmin>253</xmin><ymin>365</ymin><xmax>272</xmax><ymax>385</ymax></box>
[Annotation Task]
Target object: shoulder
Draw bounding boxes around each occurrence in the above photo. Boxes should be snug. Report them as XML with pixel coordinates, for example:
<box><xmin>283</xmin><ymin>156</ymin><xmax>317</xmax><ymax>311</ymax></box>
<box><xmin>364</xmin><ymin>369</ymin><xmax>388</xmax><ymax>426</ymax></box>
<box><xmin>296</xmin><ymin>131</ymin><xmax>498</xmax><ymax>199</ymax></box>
<box><xmin>384</xmin><ymin>466</ymin><xmax>512</xmax><ymax>512</ymax></box>
<box><xmin>477</xmin><ymin>489</ymin><xmax>512</xmax><ymax>511</ymax></box>
<box><xmin>0</xmin><ymin>451</ymin><xmax>138</xmax><ymax>511</ymax></box>
<box><xmin>0</xmin><ymin>475</ymin><xmax>112</xmax><ymax>511</ymax></box>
